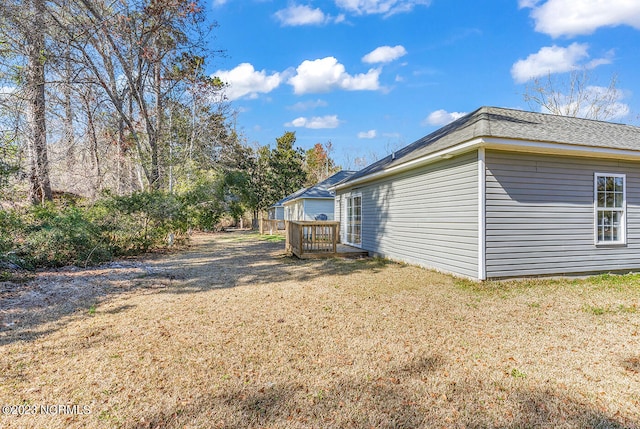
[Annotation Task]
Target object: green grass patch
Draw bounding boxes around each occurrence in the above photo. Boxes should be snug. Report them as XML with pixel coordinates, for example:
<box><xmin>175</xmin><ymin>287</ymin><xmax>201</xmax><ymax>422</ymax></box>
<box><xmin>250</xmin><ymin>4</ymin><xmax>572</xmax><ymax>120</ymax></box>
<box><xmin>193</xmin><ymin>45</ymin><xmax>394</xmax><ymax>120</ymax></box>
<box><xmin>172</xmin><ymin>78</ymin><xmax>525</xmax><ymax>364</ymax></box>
<box><xmin>510</xmin><ymin>368</ymin><xmax>527</xmax><ymax>379</ymax></box>
<box><xmin>582</xmin><ymin>303</ymin><xmax>638</xmax><ymax>316</ymax></box>
<box><xmin>258</xmin><ymin>233</ymin><xmax>286</xmax><ymax>243</ymax></box>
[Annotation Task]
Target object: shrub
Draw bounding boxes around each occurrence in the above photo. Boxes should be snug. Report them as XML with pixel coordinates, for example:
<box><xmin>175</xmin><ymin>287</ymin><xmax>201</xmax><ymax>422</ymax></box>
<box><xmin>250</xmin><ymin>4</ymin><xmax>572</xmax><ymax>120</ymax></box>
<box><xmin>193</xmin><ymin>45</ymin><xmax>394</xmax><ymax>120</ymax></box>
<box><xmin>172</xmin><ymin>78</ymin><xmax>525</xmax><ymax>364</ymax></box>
<box><xmin>0</xmin><ymin>209</ymin><xmax>20</xmax><ymax>254</ymax></box>
<box><xmin>19</xmin><ymin>203</ymin><xmax>112</xmax><ymax>267</ymax></box>
<box><xmin>1</xmin><ymin>182</ymin><xmax>235</xmax><ymax>268</ymax></box>
<box><xmin>92</xmin><ymin>191</ymin><xmax>188</xmax><ymax>254</ymax></box>
<box><xmin>178</xmin><ymin>178</ymin><xmax>225</xmax><ymax>231</ymax></box>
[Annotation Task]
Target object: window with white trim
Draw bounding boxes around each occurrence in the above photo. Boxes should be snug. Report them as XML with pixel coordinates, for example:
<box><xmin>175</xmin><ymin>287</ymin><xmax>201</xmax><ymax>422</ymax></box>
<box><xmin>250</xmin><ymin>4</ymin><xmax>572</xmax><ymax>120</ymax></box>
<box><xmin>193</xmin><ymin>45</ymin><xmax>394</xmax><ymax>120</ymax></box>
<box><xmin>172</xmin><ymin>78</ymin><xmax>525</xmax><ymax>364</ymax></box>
<box><xmin>595</xmin><ymin>173</ymin><xmax>626</xmax><ymax>244</ymax></box>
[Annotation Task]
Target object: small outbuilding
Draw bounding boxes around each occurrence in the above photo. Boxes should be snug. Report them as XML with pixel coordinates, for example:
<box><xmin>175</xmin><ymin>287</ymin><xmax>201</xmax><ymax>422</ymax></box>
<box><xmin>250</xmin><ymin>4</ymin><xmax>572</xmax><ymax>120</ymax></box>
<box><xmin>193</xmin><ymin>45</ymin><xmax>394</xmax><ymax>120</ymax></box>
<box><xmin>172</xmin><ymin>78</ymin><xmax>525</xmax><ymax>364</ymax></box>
<box><xmin>333</xmin><ymin>106</ymin><xmax>640</xmax><ymax>280</ymax></box>
<box><xmin>278</xmin><ymin>170</ymin><xmax>355</xmax><ymax>221</ymax></box>
<box><xmin>267</xmin><ymin>198</ymin><xmax>286</xmax><ymax>221</ymax></box>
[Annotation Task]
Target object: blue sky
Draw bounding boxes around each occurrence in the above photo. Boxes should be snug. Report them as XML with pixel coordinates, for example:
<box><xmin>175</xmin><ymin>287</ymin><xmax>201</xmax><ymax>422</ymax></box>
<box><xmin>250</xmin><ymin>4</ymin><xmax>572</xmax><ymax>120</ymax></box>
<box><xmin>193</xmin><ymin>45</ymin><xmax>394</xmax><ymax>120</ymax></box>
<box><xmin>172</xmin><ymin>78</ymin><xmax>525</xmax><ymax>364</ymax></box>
<box><xmin>208</xmin><ymin>0</ymin><xmax>640</xmax><ymax>169</ymax></box>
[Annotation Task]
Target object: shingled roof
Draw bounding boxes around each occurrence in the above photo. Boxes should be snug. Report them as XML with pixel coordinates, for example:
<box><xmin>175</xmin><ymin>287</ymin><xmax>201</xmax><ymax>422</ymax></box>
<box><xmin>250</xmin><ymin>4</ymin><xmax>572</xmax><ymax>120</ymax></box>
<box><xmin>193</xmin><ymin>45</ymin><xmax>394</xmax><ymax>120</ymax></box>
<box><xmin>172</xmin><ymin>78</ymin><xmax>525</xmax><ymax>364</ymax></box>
<box><xmin>341</xmin><ymin>106</ymin><xmax>640</xmax><ymax>186</ymax></box>
<box><xmin>271</xmin><ymin>170</ymin><xmax>356</xmax><ymax>208</ymax></box>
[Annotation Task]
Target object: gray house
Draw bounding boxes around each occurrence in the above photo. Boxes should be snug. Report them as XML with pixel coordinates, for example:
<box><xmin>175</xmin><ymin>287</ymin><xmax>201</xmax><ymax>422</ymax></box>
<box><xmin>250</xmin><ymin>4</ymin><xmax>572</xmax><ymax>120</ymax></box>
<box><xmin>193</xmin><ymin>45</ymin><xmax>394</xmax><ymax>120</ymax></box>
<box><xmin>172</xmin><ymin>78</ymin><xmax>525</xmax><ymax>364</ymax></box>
<box><xmin>283</xmin><ymin>170</ymin><xmax>355</xmax><ymax>221</ymax></box>
<box><xmin>268</xmin><ymin>170</ymin><xmax>355</xmax><ymax>220</ymax></box>
<box><xmin>267</xmin><ymin>198</ymin><xmax>286</xmax><ymax>221</ymax></box>
<box><xmin>268</xmin><ymin>170</ymin><xmax>355</xmax><ymax>222</ymax></box>
<box><xmin>333</xmin><ymin>106</ymin><xmax>640</xmax><ymax>280</ymax></box>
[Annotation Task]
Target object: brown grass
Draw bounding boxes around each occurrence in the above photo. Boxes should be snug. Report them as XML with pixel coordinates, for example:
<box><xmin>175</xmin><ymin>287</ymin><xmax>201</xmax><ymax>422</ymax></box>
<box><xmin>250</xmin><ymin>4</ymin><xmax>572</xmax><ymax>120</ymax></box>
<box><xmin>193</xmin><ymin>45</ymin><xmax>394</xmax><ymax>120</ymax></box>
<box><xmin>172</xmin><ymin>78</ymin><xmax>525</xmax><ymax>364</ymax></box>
<box><xmin>1</xmin><ymin>231</ymin><xmax>639</xmax><ymax>428</ymax></box>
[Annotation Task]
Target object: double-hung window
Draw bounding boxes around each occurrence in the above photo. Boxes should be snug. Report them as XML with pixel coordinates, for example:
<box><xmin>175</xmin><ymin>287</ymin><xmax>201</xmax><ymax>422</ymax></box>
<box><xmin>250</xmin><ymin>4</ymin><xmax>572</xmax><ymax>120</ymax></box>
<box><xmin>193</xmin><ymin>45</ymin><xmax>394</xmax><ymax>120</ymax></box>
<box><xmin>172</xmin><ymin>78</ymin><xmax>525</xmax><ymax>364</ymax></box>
<box><xmin>594</xmin><ymin>173</ymin><xmax>626</xmax><ymax>245</ymax></box>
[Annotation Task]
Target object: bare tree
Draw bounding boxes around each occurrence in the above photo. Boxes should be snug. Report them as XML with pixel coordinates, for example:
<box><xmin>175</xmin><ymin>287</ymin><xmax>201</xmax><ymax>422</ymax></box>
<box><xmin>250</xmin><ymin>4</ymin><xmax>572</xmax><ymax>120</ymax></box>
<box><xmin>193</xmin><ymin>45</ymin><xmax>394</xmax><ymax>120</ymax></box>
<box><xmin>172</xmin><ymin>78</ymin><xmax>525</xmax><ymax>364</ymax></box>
<box><xmin>524</xmin><ymin>70</ymin><xmax>628</xmax><ymax>121</ymax></box>
<box><xmin>0</xmin><ymin>0</ymin><xmax>53</xmax><ymax>203</ymax></box>
<box><xmin>54</xmin><ymin>0</ymin><xmax>217</xmax><ymax>190</ymax></box>
<box><xmin>0</xmin><ymin>0</ymin><xmax>227</xmax><ymax>199</ymax></box>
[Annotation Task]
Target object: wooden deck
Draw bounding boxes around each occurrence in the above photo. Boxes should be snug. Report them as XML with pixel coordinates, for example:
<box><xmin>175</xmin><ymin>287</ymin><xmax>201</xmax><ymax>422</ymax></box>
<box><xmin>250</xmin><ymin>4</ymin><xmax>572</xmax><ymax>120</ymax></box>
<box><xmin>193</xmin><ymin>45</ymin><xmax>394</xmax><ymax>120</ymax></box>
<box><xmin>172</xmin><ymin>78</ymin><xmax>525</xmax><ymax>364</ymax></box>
<box><xmin>285</xmin><ymin>220</ymin><xmax>368</xmax><ymax>259</ymax></box>
<box><xmin>294</xmin><ymin>242</ymin><xmax>369</xmax><ymax>259</ymax></box>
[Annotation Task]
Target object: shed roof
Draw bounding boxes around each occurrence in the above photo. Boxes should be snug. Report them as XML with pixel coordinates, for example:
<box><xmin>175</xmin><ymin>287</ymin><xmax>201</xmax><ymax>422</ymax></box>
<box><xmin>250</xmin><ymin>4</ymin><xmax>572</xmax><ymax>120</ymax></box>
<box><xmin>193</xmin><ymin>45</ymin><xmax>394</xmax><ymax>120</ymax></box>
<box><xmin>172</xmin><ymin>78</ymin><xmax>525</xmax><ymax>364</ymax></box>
<box><xmin>341</xmin><ymin>106</ymin><xmax>640</xmax><ymax>186</ymax></box>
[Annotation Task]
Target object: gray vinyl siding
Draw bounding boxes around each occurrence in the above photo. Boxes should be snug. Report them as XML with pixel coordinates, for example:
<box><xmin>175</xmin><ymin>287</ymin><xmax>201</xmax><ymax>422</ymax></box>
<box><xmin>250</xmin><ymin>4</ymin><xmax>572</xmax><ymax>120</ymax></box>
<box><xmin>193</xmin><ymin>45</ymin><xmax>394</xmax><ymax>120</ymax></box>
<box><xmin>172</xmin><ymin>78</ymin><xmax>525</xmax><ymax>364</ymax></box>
<box><xmin>485</xmin><ymin>150</ymin><xmax>640</xmax><ymax>278</ymax></box>
<box><xmin>283</xmin><ymin>200</ymin><xmax>302</xmax><ymax>221</ymax></box>
<box><xmin>338</xmin><ymin>151</ymin><xmax>478</xmax><ymax>278</ymax></box>
<box><xmin>303</xmin><ymin>199</ymin><xmax>335</xmax><ymax>220</ymax></box>
<box><xmin>269</xmin><ymin>206</ymin><xmax>284</xmax><ymax>220</ymax></box>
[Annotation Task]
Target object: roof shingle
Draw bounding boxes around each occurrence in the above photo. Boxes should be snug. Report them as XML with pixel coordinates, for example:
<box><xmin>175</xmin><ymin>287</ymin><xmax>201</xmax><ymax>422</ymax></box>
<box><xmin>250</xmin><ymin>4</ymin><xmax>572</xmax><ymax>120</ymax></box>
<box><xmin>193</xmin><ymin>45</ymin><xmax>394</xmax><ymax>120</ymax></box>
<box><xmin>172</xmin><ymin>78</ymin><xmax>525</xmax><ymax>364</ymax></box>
<box><xmin>342</xmin><ymin>106</ymin><xmax>640</xmax><ymax>185</ymax></box>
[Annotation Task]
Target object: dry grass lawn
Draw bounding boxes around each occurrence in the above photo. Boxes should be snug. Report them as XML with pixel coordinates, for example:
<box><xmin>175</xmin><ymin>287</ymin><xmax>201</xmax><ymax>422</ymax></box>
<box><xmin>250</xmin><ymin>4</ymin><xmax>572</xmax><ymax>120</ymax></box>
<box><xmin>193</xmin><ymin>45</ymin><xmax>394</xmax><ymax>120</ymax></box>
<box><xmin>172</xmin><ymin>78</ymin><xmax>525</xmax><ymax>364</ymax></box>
<box><xmin>1</xmin><ymin>231</ymin><xmax>639</xmax><ymax>428</ymax></box>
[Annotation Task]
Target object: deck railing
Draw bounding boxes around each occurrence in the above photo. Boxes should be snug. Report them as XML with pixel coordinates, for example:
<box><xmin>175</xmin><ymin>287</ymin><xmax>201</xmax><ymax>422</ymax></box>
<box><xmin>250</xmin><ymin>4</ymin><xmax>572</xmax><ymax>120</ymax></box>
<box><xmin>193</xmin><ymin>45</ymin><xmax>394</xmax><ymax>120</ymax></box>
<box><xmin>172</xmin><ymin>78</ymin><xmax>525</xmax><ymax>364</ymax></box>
<box><xmin>259</xmin><ymin>218</ymin><xmax>286</xmax><ymax>235</ymax></box>
<box><xmin>286</xmin><ymin>221</ymin><xmax>339</xmax><ymax>258</ymax></box>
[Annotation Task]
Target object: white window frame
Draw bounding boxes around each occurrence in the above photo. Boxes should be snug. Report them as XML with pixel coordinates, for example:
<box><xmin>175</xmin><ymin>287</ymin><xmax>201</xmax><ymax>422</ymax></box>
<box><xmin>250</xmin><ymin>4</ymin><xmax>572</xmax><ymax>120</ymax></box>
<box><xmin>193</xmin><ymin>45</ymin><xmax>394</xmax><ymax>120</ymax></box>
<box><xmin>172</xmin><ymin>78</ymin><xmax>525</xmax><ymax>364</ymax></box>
<box><xmin>594</xmin><ymin>172</ymin><xmax>626</xmax><ymax>245</ymax></box>
<box><xmin>343</xmin><ymin>192</ymin><xmax>362</xmax><ymax>248</ymax></box>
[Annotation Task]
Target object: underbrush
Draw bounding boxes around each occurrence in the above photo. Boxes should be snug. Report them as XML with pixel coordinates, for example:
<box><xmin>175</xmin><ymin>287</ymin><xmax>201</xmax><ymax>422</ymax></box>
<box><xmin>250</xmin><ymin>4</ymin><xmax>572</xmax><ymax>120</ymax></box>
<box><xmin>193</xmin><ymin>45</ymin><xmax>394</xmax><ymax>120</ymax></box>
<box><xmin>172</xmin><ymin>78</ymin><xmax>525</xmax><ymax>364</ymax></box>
<box><xmin>0</xmin><ymin>189</ymin><xmax>225</xmax><ymax>269</ymax></box>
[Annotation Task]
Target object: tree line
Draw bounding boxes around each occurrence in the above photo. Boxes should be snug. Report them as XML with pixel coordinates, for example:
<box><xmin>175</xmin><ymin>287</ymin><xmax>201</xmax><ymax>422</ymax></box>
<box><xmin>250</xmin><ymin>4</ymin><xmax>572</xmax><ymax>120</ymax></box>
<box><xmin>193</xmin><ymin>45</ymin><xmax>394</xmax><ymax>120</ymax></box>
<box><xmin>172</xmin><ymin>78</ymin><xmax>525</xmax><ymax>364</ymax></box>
<box><xmin>0</xmin><ymin>0</ymin><xmax>343</xmax><ymax>269</ymax></box>
<box><xmin>0</xmin><ymin>0</ymin><xmax>339</xmax><ymax>222</ymax></box>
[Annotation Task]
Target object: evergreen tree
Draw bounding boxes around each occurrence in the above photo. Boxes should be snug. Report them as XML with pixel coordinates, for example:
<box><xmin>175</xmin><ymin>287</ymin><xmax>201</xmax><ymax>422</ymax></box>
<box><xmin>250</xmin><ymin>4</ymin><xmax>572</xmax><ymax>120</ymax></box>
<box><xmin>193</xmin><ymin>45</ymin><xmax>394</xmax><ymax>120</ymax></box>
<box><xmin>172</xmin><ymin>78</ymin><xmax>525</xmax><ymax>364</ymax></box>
<box><xmin>267</xmin><ymin>131</ymin><xmax>307</xmax><ymax>204</ymax></box>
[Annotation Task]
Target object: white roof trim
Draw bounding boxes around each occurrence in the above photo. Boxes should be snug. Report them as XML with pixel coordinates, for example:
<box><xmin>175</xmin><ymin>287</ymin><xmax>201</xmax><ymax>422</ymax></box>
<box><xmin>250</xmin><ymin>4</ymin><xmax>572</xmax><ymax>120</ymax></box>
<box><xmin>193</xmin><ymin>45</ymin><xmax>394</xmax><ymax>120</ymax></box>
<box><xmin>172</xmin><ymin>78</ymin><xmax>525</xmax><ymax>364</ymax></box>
<box><xmin>334</xmin><ymin>137</ymin><xmax>640</xmax><ymax>191</ymax></box>
<box><xmin>483</xmin><ymin>137</ymin><xmax>640</xmax><ymax>160</ymax></box>
<box><xmin>333</xmin><ymin>138</ymin><xmax>483</xmax><ymax>190</ymax></box>
<box><xmin>282</xmin><ymin>196</ymin><xmax>334</xmax><ymax>206</ymax></box>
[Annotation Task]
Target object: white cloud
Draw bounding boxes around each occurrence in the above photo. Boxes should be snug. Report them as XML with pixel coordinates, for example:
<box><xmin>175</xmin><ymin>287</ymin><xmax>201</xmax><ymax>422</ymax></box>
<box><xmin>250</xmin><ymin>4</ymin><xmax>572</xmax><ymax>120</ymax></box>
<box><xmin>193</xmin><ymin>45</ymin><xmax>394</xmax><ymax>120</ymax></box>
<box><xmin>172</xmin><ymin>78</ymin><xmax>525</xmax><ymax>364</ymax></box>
<box><xmin>510</xmin><ymin>43</ymin><xmax>611</xmax><ymax>84</ymax></box>
<box><xmin>288</xmin><ymin>99</ymin><xmax>329</xmax><ymax>111</ymax></box>
<box><xmin>358</xmin><ymin>129</ymin><xmax>377</xmax><ymax>139</ymax></box>
<box><xmin>520</xmin><ymin>0</ymin><xmax>640</xmax><ymax>37</ymax></box>
<box><xmin>288</xmin><ymin>57</ymin><xmax>381</xmax><ymax>94</ymax></box>
<box><xmin>285</xmin><ymin>115</ymin><xmax>341</xmax><ymax>129</ymax></box>
<box><xmin>274</xmin><ymin>5</ymin><xmax>328</xmax><ymax>26</ymax></box>
<box><xmin>213</xmin><ymin>0</ymin><xmax>227</xmax><ymax>6</ymax></box>
<box><xmin>336</xmin><ymin>0</ymin><xmax>431</xmax><ymax>16</ymax></box>
<box><xmin>214</xmin><ymin>63</ymin><xmax>282</xmax><ymax>101</ymax></box>
<box><xmin>422</xmin><ymin>109</ymin><xmax>467</xmax><ymax>126</ymax></box>
<box><xmin>518</xmin><ymin>0</ymin><xmax>540</xmax><ymax>7</ymax></box>
<box><xmin>362</xmin><ymin>45</ymin><xmax>407</xmax><ymax>64</ymax></box>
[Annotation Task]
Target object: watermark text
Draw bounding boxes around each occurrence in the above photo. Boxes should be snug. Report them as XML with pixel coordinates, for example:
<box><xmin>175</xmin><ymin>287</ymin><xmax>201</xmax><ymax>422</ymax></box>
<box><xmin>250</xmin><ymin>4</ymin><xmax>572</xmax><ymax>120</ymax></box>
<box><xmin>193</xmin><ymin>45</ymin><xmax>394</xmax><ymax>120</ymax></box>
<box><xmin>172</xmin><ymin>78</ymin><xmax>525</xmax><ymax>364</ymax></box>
<box><xmin>2</xmin><ymin>404</ymin><xmax>91</xmax><ymax>416</ymax></box>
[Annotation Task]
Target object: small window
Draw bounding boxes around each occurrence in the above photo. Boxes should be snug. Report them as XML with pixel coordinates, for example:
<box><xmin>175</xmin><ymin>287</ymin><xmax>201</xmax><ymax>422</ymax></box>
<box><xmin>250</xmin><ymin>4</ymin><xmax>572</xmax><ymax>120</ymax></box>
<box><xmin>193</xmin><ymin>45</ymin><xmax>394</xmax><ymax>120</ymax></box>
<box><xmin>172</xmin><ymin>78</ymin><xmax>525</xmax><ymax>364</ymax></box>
<box><xmin>594</xmin><ymin>173</ymin><xmax>626</xmax><ymax>244</ymax></box>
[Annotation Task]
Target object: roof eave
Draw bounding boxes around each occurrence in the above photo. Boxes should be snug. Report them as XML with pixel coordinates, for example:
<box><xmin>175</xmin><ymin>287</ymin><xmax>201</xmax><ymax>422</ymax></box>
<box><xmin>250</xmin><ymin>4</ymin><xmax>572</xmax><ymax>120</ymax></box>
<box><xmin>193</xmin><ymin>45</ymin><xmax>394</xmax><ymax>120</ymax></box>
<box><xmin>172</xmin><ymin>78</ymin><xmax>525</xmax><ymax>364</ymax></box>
<box><xmin>334</xmin><ymin>137</ymin><xmax>640</xmax><ymax>191</ymax></box>
<box><xmin>282</xmin><ymin>196</ymin><xmax>334</xmax><ymax>205</ymax></box>
<box><xmin>483</xmin><ymin>137</ymin><xmax>640</xmax><ymax>160</ymax></box>
<box><xmin>333</xmin><ymin>138</ymin><xmax>483</xmax><ymax>191</ymax></box>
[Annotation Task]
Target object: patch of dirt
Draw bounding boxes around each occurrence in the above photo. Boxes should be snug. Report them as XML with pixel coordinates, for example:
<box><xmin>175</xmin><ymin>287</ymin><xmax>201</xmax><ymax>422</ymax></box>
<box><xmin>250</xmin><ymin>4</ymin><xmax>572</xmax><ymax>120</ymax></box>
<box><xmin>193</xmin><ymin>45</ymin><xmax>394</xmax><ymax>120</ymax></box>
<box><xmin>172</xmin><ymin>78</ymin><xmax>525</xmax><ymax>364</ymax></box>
<box><xmin>0</xmin><ymin>232</ymin><xmax>286</xmax><ymax>336</ymax></box>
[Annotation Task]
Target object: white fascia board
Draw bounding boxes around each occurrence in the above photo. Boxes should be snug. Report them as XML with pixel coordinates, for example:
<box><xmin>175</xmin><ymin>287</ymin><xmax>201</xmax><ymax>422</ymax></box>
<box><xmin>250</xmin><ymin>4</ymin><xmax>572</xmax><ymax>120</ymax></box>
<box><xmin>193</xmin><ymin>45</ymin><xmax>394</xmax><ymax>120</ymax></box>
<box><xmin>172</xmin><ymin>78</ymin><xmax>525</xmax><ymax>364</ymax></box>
<box><xmin>333</xmin><ymin>137</ymin><xmax>640</xmax><ymax>192</ymax></box>
<box><xmin>333</xmin><ymin>138</ymin><xmax>483</xmax><ymax>191</ymax></box>
<box><xmin>482</xmin><ymin>137</ymin><xmax>640</xmax><ymax>161</ymax></box>
<box><xmin>283</xmin><ymin>196</ymin><xmax>333</xmax><ymax>205</ymax></box>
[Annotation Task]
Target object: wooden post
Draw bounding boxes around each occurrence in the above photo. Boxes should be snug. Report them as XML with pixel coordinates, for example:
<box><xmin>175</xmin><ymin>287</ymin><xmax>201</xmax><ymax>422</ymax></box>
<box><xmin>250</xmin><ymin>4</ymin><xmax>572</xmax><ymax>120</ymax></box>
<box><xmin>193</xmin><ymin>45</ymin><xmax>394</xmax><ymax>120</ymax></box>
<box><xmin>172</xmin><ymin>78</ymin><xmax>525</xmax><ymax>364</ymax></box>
<box><xmin>332</xmin><ymin>223</ymin><xmax>337</xmax><ymax>254</ymax></box>
<box><xmin>285</xmin><ymin>221</ymin><xmax>290</xmax><ymax>252</ymax></box>
<box><xmin>299</xmin><ymin>223</ymin><xmax>303</xmax><ymax>257</ymax></box>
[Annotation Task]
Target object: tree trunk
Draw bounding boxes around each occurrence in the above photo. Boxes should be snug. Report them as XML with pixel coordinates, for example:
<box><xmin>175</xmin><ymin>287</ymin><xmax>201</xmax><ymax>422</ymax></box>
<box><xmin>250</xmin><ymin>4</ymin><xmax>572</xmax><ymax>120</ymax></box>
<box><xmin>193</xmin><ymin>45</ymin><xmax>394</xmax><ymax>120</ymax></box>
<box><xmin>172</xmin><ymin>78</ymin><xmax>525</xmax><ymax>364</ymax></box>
<box><xmin>83</xmin><ymin>92</ymin><xmax>102</xmax><ymax>195</ymax></box>
<box><xmin>26</xmin><ymin>0</ymin><xmax>52</xmax><ymax>204</ymax></box>
<box><xmin>116</xmin><ymin>98</ymin><xmax>125</xmax><ymax>195</ymax></box>
<box><xmin>63</xmin><ymin>45</ymin><xmax>75</xmax><ymax>168</ymax></box>
<box><xmin>149</xmin><ymin>57</ymin><xmax>162</xmax><ymax>190</ymax></box>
